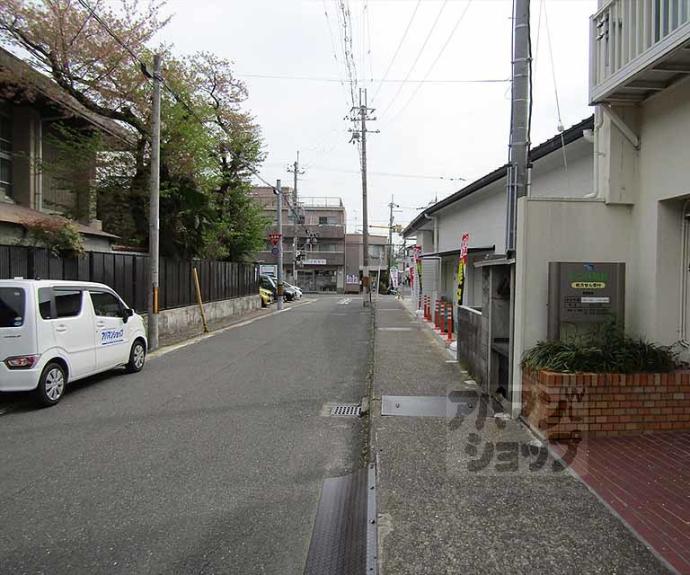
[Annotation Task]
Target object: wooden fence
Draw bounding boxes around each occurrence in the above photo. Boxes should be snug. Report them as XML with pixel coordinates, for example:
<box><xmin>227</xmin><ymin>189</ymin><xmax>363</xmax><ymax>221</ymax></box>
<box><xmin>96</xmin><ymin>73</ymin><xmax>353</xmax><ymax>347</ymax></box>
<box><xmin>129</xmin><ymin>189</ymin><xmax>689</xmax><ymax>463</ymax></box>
<box><xmin>0</xmin><ymin>245</ymin><xmax>258</xmax><ymax>313</ymax></box>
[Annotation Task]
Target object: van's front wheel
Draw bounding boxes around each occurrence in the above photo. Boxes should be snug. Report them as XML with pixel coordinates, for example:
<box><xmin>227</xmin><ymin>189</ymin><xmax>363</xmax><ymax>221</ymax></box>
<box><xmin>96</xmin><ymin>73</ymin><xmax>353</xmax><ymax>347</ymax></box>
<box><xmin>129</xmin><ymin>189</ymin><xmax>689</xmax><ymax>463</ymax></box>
<box><xmin>36</xmin><ymin>363</ymin><xmax>66</xmax><ymax>407</ymax></box>
<box><xmin>125</xmin><ymin>340</ymin><xmax>146</xmax><ymax>373</ymax></box>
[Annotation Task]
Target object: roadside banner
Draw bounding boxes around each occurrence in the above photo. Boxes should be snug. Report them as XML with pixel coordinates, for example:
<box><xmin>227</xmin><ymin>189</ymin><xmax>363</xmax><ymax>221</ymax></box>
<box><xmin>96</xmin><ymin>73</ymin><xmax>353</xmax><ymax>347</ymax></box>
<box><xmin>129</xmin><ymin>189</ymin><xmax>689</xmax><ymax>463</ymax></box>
<box><xmin>390</xmin><ymin>268</ymin><xmax>399</xmax><ymax>289</ymax></box>
<box><xmin>456</xmin><ymin>233</ymin><xmax>470</xmax><ymax>305</ymax></box>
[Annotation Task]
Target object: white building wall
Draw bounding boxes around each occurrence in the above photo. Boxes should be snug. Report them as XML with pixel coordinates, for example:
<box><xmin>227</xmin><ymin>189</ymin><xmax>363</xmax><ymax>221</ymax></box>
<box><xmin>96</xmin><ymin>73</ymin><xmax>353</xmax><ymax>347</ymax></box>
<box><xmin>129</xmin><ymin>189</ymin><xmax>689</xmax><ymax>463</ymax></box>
<box><xmin>435</xmin><ymin>179</ymin><xmax>507</xmax><ymax>256</ymax></box>
<box><xmin>529</xmin><ymin>138</ymin><xmax>594</xmax><ymax>199</ymax></box>
<box><xmin>634</xmin><ymin>77</ymin><xmax>690</xmax><ymax>345</ymax></box>
<box><xmin>511</xmin><ymin>197</ymin><xmax>633</xmax><ymax>415</ymax></box>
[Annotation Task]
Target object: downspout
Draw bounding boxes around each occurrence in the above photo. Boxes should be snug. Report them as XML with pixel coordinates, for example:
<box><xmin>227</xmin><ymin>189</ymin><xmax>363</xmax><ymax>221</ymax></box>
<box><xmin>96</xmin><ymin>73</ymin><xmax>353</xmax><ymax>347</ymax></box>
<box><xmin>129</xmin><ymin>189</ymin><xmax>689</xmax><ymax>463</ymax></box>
<box><xmin>680</xmin><ymin>199</ymin><xmax>690</xmax><ymax>347</ymax></box>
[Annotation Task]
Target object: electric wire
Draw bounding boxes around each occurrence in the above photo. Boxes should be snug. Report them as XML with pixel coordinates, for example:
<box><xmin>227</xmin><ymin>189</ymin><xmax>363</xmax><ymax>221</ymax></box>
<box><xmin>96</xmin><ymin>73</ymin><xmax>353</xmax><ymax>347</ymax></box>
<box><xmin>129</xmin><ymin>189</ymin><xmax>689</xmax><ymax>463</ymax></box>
<box><xmin>543</xmin><ymin>1</ymin><xmax>568</xmax><ymax>174</ymax></box>
<box><xmin>371</xmin><ymin>0</ymin><xmax>422</xmax><ymax>103</ymax></box>
<box><xmin>386</xmin><ymin>0</ymin><xmax>474</xmax><ymax>123</ymax></box>
<box><xmin>379</xmin><ymin>0</ymin><xmax>450</xmax><ymax>119</ymax></box>
<box><xmin>76</xmin><ymin>0</ymin><xmax>332</xmax><ymax>244</ymax></box>
<box><xmin>238</xmin><ymin>73</ymin><xmax>508</xmax><ymax>84</ymax></box>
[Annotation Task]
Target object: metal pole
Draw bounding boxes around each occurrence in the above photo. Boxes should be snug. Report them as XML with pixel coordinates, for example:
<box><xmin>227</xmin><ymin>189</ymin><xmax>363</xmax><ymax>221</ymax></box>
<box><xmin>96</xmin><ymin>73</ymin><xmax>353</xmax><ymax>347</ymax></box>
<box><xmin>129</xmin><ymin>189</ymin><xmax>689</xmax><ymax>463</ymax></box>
<box><xmin>387</xmin><ymin>194</ymin><xmax>394</xmax><ymax>275</ymax></box>
<box><xmin>361</xmin><ymin>89</ymin><xmax>370</xmax><ymax>305</ymax></box>
<box><xmin>292</xmin><ymin>152</ymin><xmax>299</xmax><ymax>284</ymax></box>
<box><xmin>147</xmin><ymin>53</ymin><xmax>161</xmax><ymax>351</ymax></box>
<box><xmin>276</xmin><ymin>179</ymin><xmax>284</xmax><ymax>311</ymax></box>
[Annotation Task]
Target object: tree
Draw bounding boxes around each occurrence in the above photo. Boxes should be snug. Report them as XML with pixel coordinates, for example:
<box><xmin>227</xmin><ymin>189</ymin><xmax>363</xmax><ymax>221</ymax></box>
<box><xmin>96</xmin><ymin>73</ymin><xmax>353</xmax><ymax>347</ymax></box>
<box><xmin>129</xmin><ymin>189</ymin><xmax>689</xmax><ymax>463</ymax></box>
<box><xmin>0</xmin><ymin>0</ymin><xmax>266</xmax><ymax>260</ymax></box>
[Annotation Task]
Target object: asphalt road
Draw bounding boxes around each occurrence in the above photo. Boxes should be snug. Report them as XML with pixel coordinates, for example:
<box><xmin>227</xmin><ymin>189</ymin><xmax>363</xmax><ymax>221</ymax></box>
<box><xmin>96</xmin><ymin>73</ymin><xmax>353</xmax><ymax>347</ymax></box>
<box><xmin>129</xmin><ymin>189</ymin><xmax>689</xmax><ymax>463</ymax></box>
<box><xmin>0</xmin><ymin>295</ymin><xmax>371</xmax><ymax>575</ymax></box>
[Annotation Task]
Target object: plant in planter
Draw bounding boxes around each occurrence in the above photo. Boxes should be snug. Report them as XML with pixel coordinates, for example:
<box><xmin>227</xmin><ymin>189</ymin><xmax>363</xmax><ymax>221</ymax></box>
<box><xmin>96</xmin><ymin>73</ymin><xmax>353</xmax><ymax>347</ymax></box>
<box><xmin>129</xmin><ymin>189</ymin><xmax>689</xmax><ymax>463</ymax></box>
<box><xmin>522</xmin><ymin>322</ymin><xmax>677</xmax><ymax>374</ymax></box>
<box><xmin>21</xmin><ymin>218</ymin><xmax>85</xmax><ymax>258</ymax></box>
<box><xmin>521</xmin><ymin>322</ymin><xmax>687</xmax><ymax>439</ymax></box>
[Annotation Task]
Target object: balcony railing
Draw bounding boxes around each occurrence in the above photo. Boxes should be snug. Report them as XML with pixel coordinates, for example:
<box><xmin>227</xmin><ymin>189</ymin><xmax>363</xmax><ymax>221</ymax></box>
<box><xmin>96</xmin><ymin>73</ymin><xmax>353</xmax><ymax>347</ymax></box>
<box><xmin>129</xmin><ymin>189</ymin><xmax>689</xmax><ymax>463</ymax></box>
<box><xmin>590</xmin><ymin>0</ymin><xmax>690</xmax><ymax>103</ymax></box>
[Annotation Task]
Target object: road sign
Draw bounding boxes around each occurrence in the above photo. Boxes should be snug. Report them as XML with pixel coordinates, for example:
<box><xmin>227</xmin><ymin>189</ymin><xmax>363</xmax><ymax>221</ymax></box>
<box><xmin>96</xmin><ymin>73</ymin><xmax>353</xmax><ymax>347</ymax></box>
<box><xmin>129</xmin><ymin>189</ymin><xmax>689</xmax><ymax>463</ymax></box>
<box><xmin>271</xmin><ymin>247</ymin><xmax>279</xmax><ymax>256</ymax></box>
<box><xmin>268</xmin><ymin>232</ymin><xmax>282</xmax><ymax>246</ymax></box>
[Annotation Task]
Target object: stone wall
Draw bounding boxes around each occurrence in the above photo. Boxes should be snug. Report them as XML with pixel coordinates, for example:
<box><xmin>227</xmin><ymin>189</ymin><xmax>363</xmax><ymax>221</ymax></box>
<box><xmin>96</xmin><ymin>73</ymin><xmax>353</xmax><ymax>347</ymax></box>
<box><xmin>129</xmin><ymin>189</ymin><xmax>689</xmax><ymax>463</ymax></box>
<box><xmin>143</xmin><ymin>294</ymin><xmax>261</xmax><ymax>340</ymax></box>
<box><xmin>522</xmin><ymin>369</ymin><xmax>690</xmax><ymax>441</ymax></box>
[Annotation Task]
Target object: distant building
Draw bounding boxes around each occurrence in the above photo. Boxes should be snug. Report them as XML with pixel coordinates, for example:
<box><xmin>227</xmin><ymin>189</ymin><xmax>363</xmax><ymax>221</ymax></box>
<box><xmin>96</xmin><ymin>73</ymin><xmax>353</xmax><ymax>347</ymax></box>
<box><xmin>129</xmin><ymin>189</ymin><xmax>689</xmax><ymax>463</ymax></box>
<box><xmin>250</xmin><ymin>187</ymin><xmax>346</xmax><ymax>292</ymax></box>
<box><xmin>344</xmin><ymin>233</ymin><xmax>388</xmax><ymax>293</ymax></box>
<box><xmin>0</xmin><ymin>47</ymin><xmax>128</xmax><ymax>251</ymax></box>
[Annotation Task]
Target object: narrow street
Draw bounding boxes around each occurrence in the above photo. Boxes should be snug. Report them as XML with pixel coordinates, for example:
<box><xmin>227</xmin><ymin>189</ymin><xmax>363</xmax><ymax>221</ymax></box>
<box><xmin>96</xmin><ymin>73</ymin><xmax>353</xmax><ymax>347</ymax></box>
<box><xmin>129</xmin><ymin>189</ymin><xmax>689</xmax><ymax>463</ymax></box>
<box><xmin>0</xmin><ymin>296</ymin><xmax>371</xmax><ymax>575</ymax></box>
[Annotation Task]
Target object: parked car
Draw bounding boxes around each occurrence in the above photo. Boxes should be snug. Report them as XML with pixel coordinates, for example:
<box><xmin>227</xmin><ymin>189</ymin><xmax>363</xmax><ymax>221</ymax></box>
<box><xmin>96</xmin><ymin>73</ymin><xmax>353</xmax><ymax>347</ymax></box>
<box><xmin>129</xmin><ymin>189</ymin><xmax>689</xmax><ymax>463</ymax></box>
<box><xmin>259</xmin><ymin>286</ymin><xmax>273</xmax><ymax>308</ymax></box>
<box><xmin>259</xmin><ymin>274</ymin><xmax>301</xmax><ymax>302</ymax></box>
<box><xmin>0</xmin><ymin>279</ymin><xmax>147</xmax><ymax>406</ymax></box>
<box><xmin>283</xmin><ymin>281</ymin><xmax>302</xmax><ymax>300</ymax></box>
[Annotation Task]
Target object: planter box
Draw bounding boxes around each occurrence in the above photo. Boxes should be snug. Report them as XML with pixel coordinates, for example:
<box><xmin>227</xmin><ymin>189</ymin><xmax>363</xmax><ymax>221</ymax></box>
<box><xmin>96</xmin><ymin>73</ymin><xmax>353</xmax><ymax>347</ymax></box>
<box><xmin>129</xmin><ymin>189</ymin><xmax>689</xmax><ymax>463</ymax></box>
<box><xmin>522</xmin><ymin>369</ymin><xmax>690</xmax><ymax>441</ymax></box>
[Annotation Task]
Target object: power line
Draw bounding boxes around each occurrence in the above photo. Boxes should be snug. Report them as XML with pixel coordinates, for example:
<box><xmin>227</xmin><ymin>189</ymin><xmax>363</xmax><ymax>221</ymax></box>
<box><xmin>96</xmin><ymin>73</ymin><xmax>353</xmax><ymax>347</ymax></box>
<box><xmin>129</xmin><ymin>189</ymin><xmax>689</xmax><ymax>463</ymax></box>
<box><xmin>386</xmin><ymin>0</ymin><xmax>474</xmax><ymax>123</ymax></box>
<box><xmin>379</xmin><ymin>0</ymin><xmax>450</xmax><ymax>119</ymax></box>
<box><xmin>371</xmin><ymin>0</ymin><xmax>422</xmax><ymax>102</ymax></box>
<box><xmin>76</xmin><ymin>0</ymin><xmax>151</xmax><ymax>79</ymax></box>
<box><xmin>237</xmin><ymin>73</ymin><xmax>508</xmax><ymax>84</ymax></box>
<box><xmin>364</xmin><ymin>0</ymin><xmax>374</xmax><ymax>88</ymax></box>
<box><xmin>308</xmin><ymin>166</ymin><xmax>466</xmax><ymax>181</ymax></box>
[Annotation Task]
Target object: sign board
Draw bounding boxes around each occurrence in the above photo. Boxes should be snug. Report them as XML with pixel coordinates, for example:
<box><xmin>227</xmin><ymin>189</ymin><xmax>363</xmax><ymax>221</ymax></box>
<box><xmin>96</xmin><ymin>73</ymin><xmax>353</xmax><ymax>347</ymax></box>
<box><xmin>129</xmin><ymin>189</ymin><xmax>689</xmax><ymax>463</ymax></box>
<box><xmin>259</xmin><ymin>264</ymin><xmax>277</xmax><ymax>277</ymax></box>
<box><xmin>547</xmin><ymin>262</ymin><xmax>625</xmax><ymax>340</ymax></box>
<box><xmin>271</xmin><ymin>247</ymin><xmax>279</xmax><ymax>256</ymax></box>
<box><xmin>268</xmin><ymin>232</ymin><xmax>282</xmax><ymax>246</ymax></box>
<box><xmin>304</xmin><ymin>259</ymin><xmax>327</xmax><ymax>265</ymax></box>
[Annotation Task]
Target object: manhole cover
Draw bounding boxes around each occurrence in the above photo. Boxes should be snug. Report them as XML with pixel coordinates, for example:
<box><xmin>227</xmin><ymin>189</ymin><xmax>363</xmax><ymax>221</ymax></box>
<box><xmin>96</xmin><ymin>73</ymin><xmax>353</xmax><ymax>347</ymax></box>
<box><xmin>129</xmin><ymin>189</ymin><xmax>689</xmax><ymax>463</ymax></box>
<box><xmin>331</xmin><ymin>404</ymin><xmax>362</xmax><ymax>417</ymax></box>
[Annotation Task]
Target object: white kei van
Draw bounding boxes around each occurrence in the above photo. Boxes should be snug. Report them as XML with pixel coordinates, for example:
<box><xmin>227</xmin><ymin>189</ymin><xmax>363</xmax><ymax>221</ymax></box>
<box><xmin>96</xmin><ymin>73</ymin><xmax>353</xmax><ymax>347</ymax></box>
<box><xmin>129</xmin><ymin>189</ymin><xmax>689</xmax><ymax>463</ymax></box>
<box><xmin>0</xmin><ymin>279</ymin><xmax>147</xmax><ymax>406</ymax></box>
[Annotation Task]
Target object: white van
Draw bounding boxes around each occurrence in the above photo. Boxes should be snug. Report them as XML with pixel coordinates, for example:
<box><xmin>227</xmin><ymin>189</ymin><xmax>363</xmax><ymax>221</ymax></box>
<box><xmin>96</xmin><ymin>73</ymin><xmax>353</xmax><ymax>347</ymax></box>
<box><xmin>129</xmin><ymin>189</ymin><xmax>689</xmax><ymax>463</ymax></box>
<box><xmin>0</xmin><ymin>279</ymin><xmax>147</xmax><ymax>406</ymax></box>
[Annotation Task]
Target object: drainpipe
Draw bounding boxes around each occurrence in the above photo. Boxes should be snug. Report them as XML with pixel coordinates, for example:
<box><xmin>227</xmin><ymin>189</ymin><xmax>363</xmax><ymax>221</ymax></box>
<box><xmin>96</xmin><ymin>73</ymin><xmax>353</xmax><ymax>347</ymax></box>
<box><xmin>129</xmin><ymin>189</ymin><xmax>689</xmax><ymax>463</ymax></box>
<box><xmin>680</xmin><ymin>199</ymin><xmax>690</xmax><ymax>347</ymax></box>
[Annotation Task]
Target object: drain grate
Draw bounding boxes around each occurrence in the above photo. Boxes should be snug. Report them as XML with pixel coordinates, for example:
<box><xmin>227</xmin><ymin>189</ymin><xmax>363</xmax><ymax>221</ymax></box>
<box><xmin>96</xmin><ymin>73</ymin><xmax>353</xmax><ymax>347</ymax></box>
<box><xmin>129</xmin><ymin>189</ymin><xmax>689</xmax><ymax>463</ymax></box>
<box><xmin>331</xmin><ymin>404</ymin><xmax>362</xmax><ymax>417</ymax></box>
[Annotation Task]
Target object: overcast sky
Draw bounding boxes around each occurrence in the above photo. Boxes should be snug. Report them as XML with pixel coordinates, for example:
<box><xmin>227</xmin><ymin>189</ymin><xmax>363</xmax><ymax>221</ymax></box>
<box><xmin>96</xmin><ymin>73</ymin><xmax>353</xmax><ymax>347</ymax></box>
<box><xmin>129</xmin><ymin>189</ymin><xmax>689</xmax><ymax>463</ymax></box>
<box><xmin>159</xmin><ymin>0</ymin><xmax>597</xmax><ymax>237</ymax></box>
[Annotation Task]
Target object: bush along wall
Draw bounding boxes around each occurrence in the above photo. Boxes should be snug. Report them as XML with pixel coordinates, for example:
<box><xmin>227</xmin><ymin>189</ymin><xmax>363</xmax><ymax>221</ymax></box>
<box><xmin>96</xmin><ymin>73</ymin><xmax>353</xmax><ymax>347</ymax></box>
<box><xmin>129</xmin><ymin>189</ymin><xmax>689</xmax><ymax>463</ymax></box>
<box><xmin>520</xmin><ymin>324</ymin><xmax>689</xmax><ymax>441</ymax></box>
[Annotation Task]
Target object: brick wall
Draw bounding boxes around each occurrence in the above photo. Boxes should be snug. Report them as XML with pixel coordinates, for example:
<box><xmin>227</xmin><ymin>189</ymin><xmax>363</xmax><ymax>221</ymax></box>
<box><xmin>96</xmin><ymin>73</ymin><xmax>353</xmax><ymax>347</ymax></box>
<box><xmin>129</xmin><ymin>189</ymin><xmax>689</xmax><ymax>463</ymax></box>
<box><xmin>522</xmin><ymin>369</ymin><xmax>690</xmax><ymax>441</ymax></box>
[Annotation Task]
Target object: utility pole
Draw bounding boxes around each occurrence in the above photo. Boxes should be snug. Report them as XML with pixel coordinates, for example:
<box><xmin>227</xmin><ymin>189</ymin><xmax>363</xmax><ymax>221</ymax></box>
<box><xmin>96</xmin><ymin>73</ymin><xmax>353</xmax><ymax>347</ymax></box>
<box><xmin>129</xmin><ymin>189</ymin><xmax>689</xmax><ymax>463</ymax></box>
<box><xmin>287</xmin><ymin>151</ymin><xmax>304</xmax><ymax>284</ymax></box>
<box><xmin>387</xmin><ymin>195</ymin><xmax>399</xmax><ymax>272</ymax></box>
<box><xmin>276</xmin><ymin>179</ymin><xmax>284</xmax><ymax>311</ymax></box>
<box><xmin>349</xmin><ymin>88</ymin><xmax>379</xmax><ymax>305</ymax></box>
<box><xmin>506</xmin><ymin>0</ymin><xmax>531</xmax><ymax>253</ymax></box>
<box><xmin>505</xmin><ymin>0</ymin><xmax>531</xmax><ymax>416</ymax></box>
<box><xmin>147</xmin><ymin>53</ymin><xmax>161</xmax><ymax>351</ymax></box>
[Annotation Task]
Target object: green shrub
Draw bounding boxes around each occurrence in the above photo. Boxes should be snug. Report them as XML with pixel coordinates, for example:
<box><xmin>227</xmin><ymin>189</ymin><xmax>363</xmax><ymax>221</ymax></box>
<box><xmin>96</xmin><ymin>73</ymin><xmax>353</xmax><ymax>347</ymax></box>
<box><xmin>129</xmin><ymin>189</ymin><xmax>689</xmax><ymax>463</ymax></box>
<box><xmin>522</xmin><ymin>323</ymin><xmax>677</xmax><ymax>374</ymax></box>
<box><xmin>22</xmin><ymin>218</ymin><xmax>85</xmax><ymax>258</ymax></box>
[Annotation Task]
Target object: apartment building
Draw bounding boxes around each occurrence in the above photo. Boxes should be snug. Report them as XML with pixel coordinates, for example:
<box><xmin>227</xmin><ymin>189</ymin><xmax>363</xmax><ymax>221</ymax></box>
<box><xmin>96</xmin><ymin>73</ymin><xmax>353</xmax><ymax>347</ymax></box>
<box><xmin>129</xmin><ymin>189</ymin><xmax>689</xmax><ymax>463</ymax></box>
<box><xmin>343</xmin><ymin>233</ymin><xmax>388</xmax><ymax>293</ymax></box>
<box><xmin>250</xmin><ymin>187</ymin><xmax>346</xmax><ymax>292</ymax></box>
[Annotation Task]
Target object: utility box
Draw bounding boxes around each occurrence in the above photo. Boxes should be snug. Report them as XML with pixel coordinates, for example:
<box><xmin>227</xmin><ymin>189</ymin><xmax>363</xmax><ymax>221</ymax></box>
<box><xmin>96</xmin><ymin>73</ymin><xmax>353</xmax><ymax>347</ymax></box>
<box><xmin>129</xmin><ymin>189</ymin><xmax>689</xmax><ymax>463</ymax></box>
<box><xmin>547</xmin><ymin>262</ymin><xmax>625</xmax><ymax>341</ymax></box>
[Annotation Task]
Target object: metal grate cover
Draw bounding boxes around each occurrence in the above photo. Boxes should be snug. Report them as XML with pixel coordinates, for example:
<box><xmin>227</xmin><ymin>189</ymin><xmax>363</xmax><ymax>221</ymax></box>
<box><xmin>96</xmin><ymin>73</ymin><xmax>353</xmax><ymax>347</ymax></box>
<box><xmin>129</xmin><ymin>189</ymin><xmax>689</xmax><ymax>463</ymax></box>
<box><xmin>331</xmin><ymin>404</ymin><xmax>362</xmax><ymax>417</ymax></box>
<box><xmin>303</xmin><ymin>468</ymin><xmax>368</xmax><ymax>575</ymax></box>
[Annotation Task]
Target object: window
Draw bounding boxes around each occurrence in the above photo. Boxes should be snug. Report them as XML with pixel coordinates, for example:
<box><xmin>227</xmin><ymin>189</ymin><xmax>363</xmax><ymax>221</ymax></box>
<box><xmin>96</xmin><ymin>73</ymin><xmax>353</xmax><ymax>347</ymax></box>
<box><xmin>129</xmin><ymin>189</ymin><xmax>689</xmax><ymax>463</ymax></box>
<box><xmin>38</xmin><ymin>288</ymin><xmax>54</xmax><ymax>319</ymax></box>
<box><xmin>90</xmin><ymin>291</ymin><xmax>123</xmax><ymax>317</ymax></box>
<box><xmin>318</xmin><ymin>216</ymin><xmax>336</xmax><ymax>225</ymax></box>
<box><xmin>0</xmin><ymin>110</ymin><xmax>11</xmax><ymax>200</ymax></box>
<box><xmin>54</xmin><ymin>290</ymin><xmax>82</xmax><ymax>318</ymax></box>
<box><xmin>0</xmin><ymin>287</ymin><xmax>25</xmax><ymax>327</ymax></box>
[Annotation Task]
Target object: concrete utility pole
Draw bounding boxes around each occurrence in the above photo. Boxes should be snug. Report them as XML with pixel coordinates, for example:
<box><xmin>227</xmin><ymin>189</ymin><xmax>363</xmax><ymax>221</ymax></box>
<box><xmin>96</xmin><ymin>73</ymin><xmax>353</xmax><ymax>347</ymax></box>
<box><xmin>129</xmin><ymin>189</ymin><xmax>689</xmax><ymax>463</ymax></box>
<box><xmin>349</xmin><ymin>88</ymin><xmax>379</xmax><ymax>305</ymax></box>
<box><xmin>275</xmin><ymin>179</ymin><xmax>284</xmax><ymax>311</ymax></box>
<box><xmin>387</xmin><ymin>195</ymin><xmax>399</xmax><ymax>273</ymax></box>
<box><xmin>287</xmin><ymin>151</ymin><xmax>304</xmax><ymax>284</ymax></box>
<box><xmin>147</xmin><ymin>53</ymin><xmax>161</xmax><ymax>351</ymax></box>
<box><xmin>506</xmin><ymin>0</ymin><xmax>531</xmax><ymax>253</ymax></box>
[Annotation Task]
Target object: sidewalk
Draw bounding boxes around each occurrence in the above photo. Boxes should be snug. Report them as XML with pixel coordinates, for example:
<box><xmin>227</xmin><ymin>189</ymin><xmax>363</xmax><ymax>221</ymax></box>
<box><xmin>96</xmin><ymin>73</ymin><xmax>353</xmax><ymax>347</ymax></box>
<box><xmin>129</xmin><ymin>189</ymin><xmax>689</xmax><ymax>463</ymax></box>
<box><xmin>370</xmin><ymin>298</ymin><xmax>670</xmax><ymax>574</ymax></box>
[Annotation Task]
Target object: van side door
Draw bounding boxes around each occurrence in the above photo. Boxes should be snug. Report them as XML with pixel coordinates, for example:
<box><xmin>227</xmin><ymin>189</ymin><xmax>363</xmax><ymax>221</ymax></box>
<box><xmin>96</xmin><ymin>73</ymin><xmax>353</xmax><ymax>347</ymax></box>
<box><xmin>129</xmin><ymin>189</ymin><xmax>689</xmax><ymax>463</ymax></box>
<box><xmin>88</xmin><ymin>290</ymin><xmax>130</xmax><ymax>370</ymax></box>
<box><xmin>51</xmin><ymin>288</ymin><xmax>97</xmax><ymax>380</ymax></box>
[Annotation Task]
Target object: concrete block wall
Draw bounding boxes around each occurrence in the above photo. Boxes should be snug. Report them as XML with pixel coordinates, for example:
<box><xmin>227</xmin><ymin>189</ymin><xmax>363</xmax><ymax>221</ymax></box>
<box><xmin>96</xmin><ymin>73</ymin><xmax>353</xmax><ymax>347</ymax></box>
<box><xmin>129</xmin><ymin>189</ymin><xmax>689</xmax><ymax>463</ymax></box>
<box><xmin>522</xmin><ymin>369</ymin><xmax>690</xmax><ymax>441</ymax></box>
<box><xmin>143</xmin><ymin>294</ymin><xmax>261</xmax><ymax>340</ymax></box>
